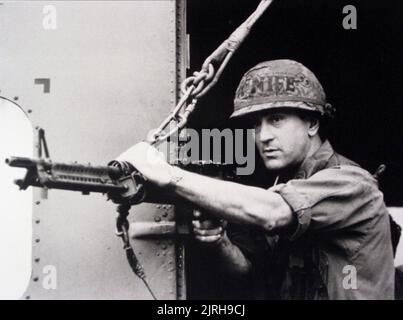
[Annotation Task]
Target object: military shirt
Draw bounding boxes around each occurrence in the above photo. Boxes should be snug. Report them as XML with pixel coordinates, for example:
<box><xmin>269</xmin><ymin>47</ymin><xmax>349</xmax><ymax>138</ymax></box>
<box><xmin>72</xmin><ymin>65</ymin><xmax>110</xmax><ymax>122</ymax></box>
<box><xmin>259</xmin><ymin>140</ymin><xmax>394</xmax><ymax>299</ymax></box>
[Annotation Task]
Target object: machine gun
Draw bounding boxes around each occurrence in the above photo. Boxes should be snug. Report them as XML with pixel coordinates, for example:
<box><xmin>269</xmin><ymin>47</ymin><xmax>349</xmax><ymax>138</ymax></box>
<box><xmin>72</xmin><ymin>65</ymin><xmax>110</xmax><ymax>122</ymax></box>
<box><xmin>5</xmin><ymin>155</ymin><xmax>233</xmax><ymax>204</ymax></box>
<box><xmin>5</xmin><ymin>156</ymin><xmax>147</xmax><ymax>205</ymax></box>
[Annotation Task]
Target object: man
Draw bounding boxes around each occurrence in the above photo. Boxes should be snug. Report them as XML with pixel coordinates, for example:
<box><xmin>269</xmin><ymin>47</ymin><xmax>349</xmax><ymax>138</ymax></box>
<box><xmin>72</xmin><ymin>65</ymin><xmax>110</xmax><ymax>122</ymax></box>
<box><xmin>118</xmin><ymin>60</ymin><xmax>395</xmax><ymax>299</ymax></box>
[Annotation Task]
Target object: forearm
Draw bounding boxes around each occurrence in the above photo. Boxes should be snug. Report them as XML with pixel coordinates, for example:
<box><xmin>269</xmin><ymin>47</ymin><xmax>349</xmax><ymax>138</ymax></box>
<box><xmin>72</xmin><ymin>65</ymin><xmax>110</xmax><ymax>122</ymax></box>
<box><xmin>206</xmin><ymin>232</ymin><xmax>252</xmax><ymax>276</ymax></box>
<box><xmin>169</xmin><ymin>167</ymin><xmax>292</xmax><ymax>232</ymax></box>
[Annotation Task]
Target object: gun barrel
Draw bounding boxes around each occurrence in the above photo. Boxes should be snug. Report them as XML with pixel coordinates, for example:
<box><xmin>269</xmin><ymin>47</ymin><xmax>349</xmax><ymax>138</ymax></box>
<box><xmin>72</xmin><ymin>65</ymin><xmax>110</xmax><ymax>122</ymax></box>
<box><xmin>6</xmin><ymin>156</ymin><xmax>122</xmax><ymax>177</ymax></box>
<box><xmin>5</xmin><ymin>156</ymin><xmax>149</xmax><ymax>203</ymax></box>
<box><xmin>5</xmin><ymin>156</ymin><xmax>39</xmax><ymax>168</ymax></box>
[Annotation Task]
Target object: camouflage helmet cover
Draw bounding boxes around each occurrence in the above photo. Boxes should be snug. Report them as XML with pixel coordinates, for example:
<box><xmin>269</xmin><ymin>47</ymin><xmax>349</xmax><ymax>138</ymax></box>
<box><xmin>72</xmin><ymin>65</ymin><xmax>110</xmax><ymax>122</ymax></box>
<box><xmin>232</xmin><ymin>59</ymin><xmax>333</xmax><ymax>118</ymax></box>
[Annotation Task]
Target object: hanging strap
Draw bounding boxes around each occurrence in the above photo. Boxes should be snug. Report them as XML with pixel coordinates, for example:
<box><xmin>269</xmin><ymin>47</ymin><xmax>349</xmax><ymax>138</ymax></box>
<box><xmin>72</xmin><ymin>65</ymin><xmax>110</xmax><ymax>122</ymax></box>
<box><xmin>116</xmin><ymin>203</ymin><xmax>157</xmax><ymax>300</ymax></box>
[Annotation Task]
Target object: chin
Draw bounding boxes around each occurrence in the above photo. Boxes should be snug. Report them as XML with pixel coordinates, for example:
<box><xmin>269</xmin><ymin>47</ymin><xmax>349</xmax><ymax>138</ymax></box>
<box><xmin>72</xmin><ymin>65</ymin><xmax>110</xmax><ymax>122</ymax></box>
<box><xmin>263</xmin><ymin>159</ymin><xmax>286</xmax><ymax>171</ymax></box>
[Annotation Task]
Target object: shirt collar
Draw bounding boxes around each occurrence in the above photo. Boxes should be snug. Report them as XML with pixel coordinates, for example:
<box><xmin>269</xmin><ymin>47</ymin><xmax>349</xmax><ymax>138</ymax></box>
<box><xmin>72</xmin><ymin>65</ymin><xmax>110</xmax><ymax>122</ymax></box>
<box><xmin>293</xmin><ymin>140</ymin><xmax>335</xmax><ymax>180</ymax></box>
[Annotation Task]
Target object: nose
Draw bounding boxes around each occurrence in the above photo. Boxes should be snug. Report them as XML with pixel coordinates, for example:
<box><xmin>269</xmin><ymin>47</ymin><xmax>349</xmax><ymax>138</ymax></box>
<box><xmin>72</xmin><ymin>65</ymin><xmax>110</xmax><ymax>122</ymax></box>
<box><xmin>257</xmin><ymin>120</ymin><xmax>274</xmax><ymax>143</ymax></box>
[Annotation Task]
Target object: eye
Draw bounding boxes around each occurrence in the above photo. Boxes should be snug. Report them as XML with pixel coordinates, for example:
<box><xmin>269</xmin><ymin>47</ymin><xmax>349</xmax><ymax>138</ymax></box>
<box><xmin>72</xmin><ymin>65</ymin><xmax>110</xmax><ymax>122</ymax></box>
<box><xmin>268</xmin><ymin>114</ymin><xmax>284</xmax><ymax>126</ymax></box>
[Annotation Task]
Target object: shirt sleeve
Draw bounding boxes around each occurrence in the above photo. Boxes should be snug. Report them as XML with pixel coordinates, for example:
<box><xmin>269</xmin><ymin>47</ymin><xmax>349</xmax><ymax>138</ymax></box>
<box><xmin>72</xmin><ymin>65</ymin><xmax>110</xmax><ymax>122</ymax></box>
<box><xmin>269</xmin><ymin>165</ymin><xmax>380</xmax><ymax>241</ymax></box>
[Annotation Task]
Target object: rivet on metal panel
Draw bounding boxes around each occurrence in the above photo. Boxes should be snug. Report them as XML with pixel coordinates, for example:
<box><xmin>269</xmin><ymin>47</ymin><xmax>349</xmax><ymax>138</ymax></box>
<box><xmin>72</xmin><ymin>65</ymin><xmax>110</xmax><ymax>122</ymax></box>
<box><xmin>156</xmin><ymin>205</ymin><xmax>161</xmax><ymax>209</ymax></box>
<box><xmin>154</xmin><ymin>216</ymin><xmax>161</xmax><ymax>223</ymax></box>
<box><xmin>33</xmin><ymin>277</ymin><xmax>39</xmax><ymax>282</ymax></box>
<box><xmin>162</xmin><ymin>244</ymin><xmax>167</xmax><ymax>250</ymax></box>
<box><xmin>35</xmin><ymin>201</ymin><xmax>40</xmax><ymax>205</ymax></box>
<box><xmin>35</xmin><ymin>126</ymin><xmax>39</xmax><ymax>130</ymax></box>
<box><xmin>25</xmin><ymin>296</ymin><xmax>31</xmax><ymax>300</ymax></box>
<box><xmin>35</xmin><ymin>219</ymin><xmax>40</xmax><ymax>224</ymax></box>
<box><xmin>35</xmin><ymin>238</ymin><xmax>40</xmax><ymax>243</ymax></box>
<box><xmin>34</xmin><ymin>258</ymin><xmax>40</xmax><ymax>263</ymax></box>
<box><xmin>13</xmin><ymin>96</ymin><xmax>18</xmax><ymax>101</ymax></box>
<box><xmin>156</xmin><ymin>252</ymin><xmax>160</xmax><ymax>257</ymax></box>
<box><xmin>27</xmin><ymin>109</ymin><xmax>32</xmax><ymax>114</ymax></box>
<box><xmin>162</xmin><ymin>211</ymin><xmax>168</xmax><ymax>217</ymax></box>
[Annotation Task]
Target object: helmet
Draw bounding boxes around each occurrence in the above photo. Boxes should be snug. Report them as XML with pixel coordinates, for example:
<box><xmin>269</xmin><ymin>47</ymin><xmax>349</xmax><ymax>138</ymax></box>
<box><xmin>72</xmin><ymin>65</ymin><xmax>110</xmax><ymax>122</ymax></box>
<box><xmin>231</xmin><ymin>59</ymin><xmax>334</xmax><ymax>119</ymax></box>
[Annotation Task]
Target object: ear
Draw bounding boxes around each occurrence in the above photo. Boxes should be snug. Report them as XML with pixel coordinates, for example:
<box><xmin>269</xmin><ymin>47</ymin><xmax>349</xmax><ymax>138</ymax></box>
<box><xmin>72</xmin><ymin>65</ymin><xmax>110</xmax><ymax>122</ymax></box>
<box><xmin>307</xmin><ymin>118</ymin><xmax>320</xmax><ymax>137</ymax></box>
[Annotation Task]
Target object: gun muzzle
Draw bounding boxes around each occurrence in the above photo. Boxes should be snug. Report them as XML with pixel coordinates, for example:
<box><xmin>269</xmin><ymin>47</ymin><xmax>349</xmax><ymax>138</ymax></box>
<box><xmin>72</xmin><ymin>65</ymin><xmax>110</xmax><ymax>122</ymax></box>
<box><xmin>5</xmin><ymin>157</ymin><xmax>38</xmax><ymax>168</ymax></box>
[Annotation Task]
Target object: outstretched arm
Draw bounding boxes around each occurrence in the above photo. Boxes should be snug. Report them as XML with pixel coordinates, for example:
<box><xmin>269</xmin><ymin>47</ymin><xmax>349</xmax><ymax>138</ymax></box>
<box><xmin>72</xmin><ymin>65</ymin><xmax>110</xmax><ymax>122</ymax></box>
<box><xmin>117</xmin><ymin>142</ymin><xmax>294</xmax><ymax>233</ymax></box>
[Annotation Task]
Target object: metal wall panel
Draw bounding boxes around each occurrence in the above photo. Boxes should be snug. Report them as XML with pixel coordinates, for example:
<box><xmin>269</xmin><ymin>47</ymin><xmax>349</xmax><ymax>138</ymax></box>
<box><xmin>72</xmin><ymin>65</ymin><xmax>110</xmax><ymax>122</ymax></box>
<box><xmin>0</xmin><ymin>0</ymin><xmax>180</xmax><ymax>299</ymax></box>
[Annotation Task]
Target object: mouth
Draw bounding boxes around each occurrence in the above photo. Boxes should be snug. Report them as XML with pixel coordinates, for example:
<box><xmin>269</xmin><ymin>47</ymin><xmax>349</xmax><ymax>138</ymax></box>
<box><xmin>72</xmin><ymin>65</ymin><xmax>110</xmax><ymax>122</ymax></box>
<box><xmin>262</xmin><ymin>148</ymin><xmax>280</xmax><ymax>157</ymax></box>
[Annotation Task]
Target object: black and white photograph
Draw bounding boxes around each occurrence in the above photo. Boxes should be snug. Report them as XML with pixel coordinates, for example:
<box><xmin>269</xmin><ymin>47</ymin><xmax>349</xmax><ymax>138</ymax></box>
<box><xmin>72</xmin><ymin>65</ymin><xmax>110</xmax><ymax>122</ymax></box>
<box><xmin>0</xmin><ymin>0</ymin><xmax>402</xmax><ymax>304</ymax></box>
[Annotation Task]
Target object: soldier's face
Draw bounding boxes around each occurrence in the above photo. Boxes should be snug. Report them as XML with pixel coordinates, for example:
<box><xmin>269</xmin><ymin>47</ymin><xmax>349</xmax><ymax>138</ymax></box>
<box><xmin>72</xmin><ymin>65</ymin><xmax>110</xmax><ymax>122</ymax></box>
<box><xmin>253</xmin><ymin>111</ymin><xmax>313</xmax><ymax>171</ymax></box>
